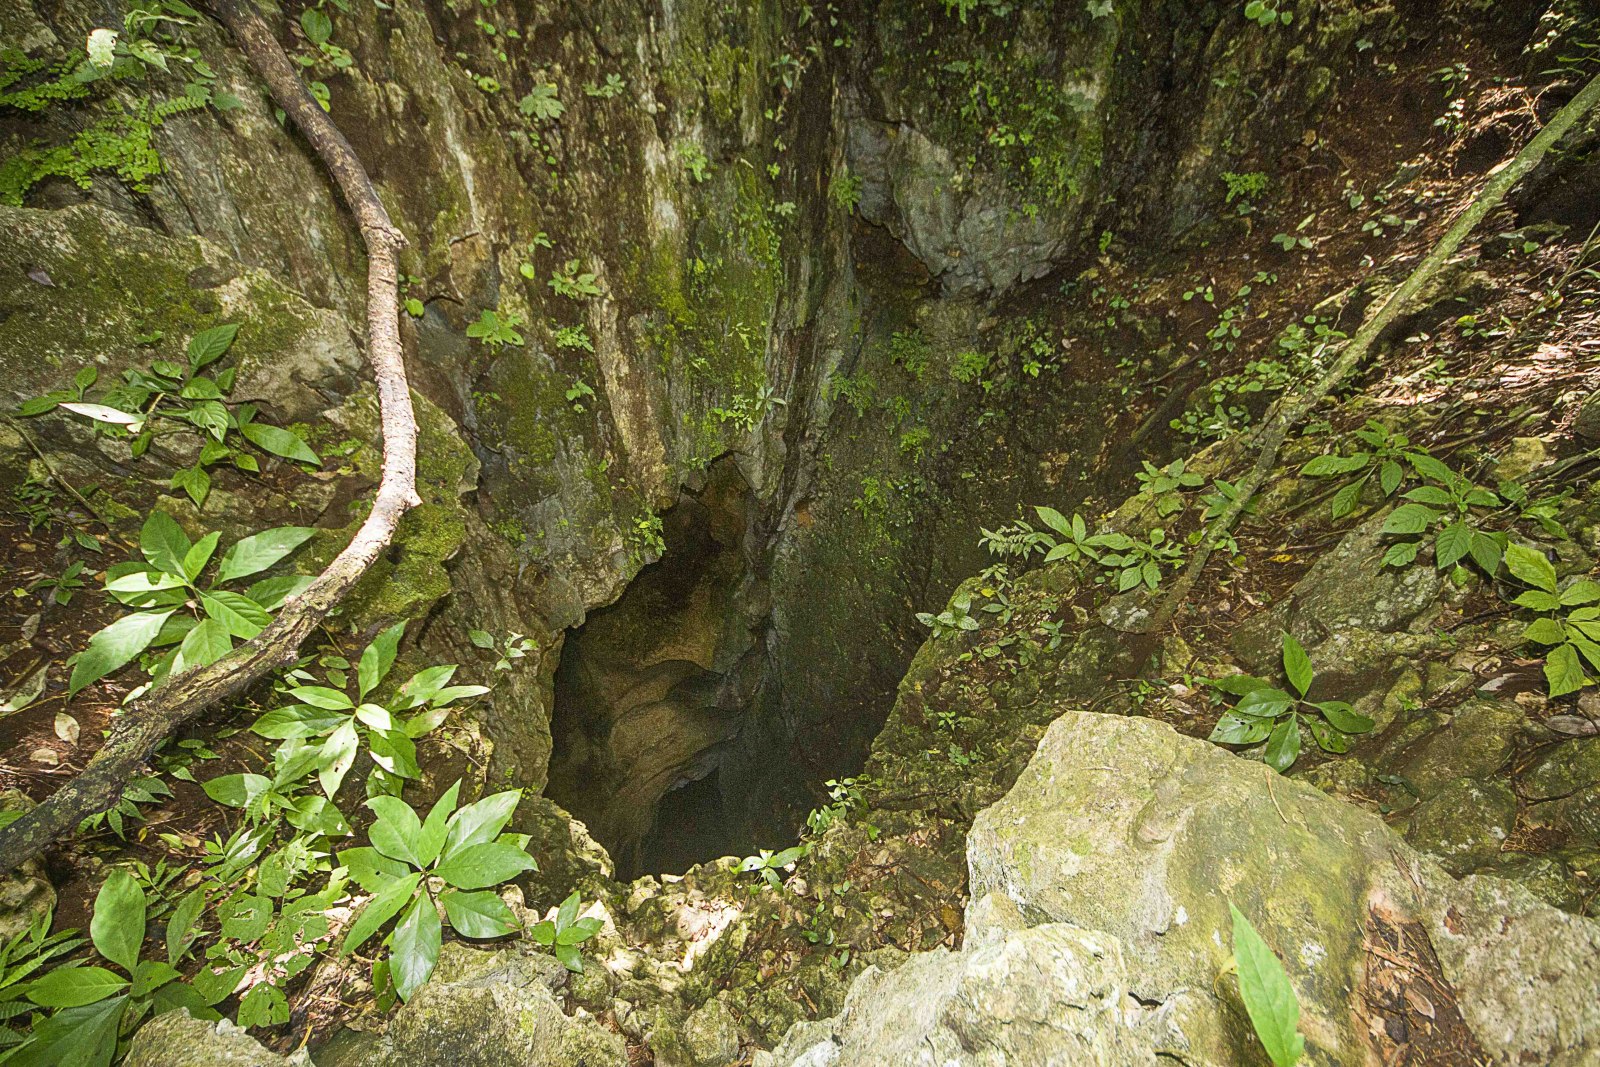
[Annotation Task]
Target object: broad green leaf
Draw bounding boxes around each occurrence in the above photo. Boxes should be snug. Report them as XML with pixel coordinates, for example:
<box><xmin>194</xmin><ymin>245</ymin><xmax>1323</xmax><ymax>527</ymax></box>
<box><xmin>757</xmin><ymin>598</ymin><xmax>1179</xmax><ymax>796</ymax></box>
<box><xmin>1312</xmin><ymin>701</ymin><xmax>1373</xmax><ymax>734</ymax></box>
<box><xmin>1544</xmin><ymin>643</ymin><xmax>1587</xmax><ymax>698</ymax></box>
<box><xmin>218</xmin><ymin>894</ymin><xmax>272</xmax><ymax>942</ymax></box>
<box><xmin>1560</xmin><ymin>580</ymin><xmax>1600</xmax><ymax>606</ymax></box>
<box><xmin>216</xmin><ymin>526</ymin><xmax>315</xmax><ymax>584</ymax></box>
<box><xmin>415</xmin><ymin>781</ymin><xmax>460</xmax><ymax>868</ymax></box>
<box><xmin>1230</xmin><ymin>903</ymin><xmax>1305</xmax><ymax>1067</ymax></box>
<box><xmin>341</xmin><ymin>872</ymin><xmax>421</xmax><ymax>954</ymax></box>
<box><xmin>442</xmin><ymin>789</ymin><xmax>522</xmax><ymax>861</ymax></box>
<box><xmin>434</xmin><ymin>841</ymin><xmax>538</xmax><ymax>890</ymax></box>
<box><xmin>140</xmin><ymin>512</ymin><xmax>192</xmax><ymax>575</ymax></box>
<box><xmin>171</xmin><ymin>465</ymin><xmax>210</xmax><ymax>508</ymax></box>
<box><xmin>170</xmin><ymin>618</ymin><xmax>233</xmax><ymax>676</ymax></box>
<box><xmin>1524</xmin><ymin>618</ymin><xmax>1567</xmax><ymax>646</ymax></box>
<box><xmin>167</xmin><ymin>888</ymin><xmax>207</xmax><ymax>965</ymax></box>
<box><xmin>440</xmin><ymin>888</ymin><xmax>519</xmax><ymax>939</ymax></box>
<box><xmin>129</xmin><ymin>959</ymin><xmax>180</xmax><ymax>997</ymax></box>
<box><xmin>1380</xmin><ymin>502</ymin><xmax>1438</xmax><ymax>536</ymax></box>
<box><xmin>1402</xmin><ymin>485</ymin><xmax>1453</xmax><ymax>507</ymax></box>
<box><xmin>1034</xmin><ymin>506</ymin><xmax>1072</xmax><ymax>536</ymax></box>
<box><xmin>1235</xmin><ymin>688</ymin><xmax>1294</xmax><ymax>720</ymax></box>
<box><xmin>318</xmin><ymin>720</ymin><xmax>360</xmax><ymax>799</ymax></box>
<box><xmin>553</xmin><ymin>943</ymin><xmax>583</xmax><ymax>973</ymax></box>
<box><xmin>1512</xmin><ymin>590</ymin><xmax>1560</xmax><ymax>612</ymax></box>
<box><xmin>1434</xmin><ymin>521</ymin><xmax>1471</xmax><ymax>570</ymax></box>
<box><xmin>1379</xmin><ymin>459</ymin><xmax>1403</xmax><ymax>496</ymax></box>
<box><xmin>1263</xmin><ymin>718</ymin><xmax>1301</xmax><ymax>772</ymax></box>
<box><xmin>1209</xmin><ymin>673</ymin><xmax>1271</xmax><ymax>697</ymax></box>
<box><xmin>1381</xmin><ymin>541</ymin><xmax>1420</xmax><ymax>568</ymax></box>
<box><xmin>557</xmin><ymin>916</ymin><xmax>602</xmax><ymax>945</ymax></box>
<box><xmin>69</xmin><ymin>609</ymin><xmax>174</xmax><ymax>695</ymax></box>
<box><xmin>252</xmin><ymin>704</ymin><xmax>345</xmax><ymax>739</ymax></box>
<box><xmin>202</xmin><ymin>772</ymin><xmax>271</xmax><ymax>808</ymax></box>
<box><xmin>1330</xmin><ymin>479</ymin><xmax>1363</xmax><ymax>519</ymax></box>
<box><xmin>392</xmin><ymin>894</ymin><xmax>442</xmax><ymax>1002</ymax></box>
<box><xmin>427</xmin><ymin>684</ymin><xmax>490</xmax><ymax>707</ymax></box>
<box><xmin>90</xmin><ymin>869</ymin><xmax>145</xmax><ymax>974</ymax></box>
<box><xmin>395</xmin><ymin>665</ymin><xmax>458</xmax><ymax>709</ymax></box>
<box><xmin>10</xmin><ymin>995</ymin><xmax>126</xmax><ymax>1067</ymax></box>
<box><xmin>289</xmin><ymin>685</ymin><xmax>354</xmax><ymax>710</ymax></box>
<box><xmin>201</xmin><ymin>591</ymin><xmax>271</xmax><ymax>639</ymax></box>
<box><xmin>1406</xmin><ymin>452</ymin><xmax>1455</xmax><ymax>485</ymax></box>
<box><xmin>1300</xmin><ymin>453</ymin><xmax>1368</xmax><ymax>476</ymax></box>
<box><xmin>1305</xmin><ymin>716</ymin><xmax>1349</xmax><ymax>753</ymax></box>
<box><xmin>469</xmin><ymin>629</ymin><xmax>495</xmax><ymax>649</ymax></box>
<box><xmin>367</xmin><ymin>795</ymin><xmax>425</xmax><ymax>865</ymax></box>
<box><xmin>240</xmin><ymin>421</ymin><xmax>321</xmax><ymax>465</ymax></box>
<box><xmin>246</xmin><ymin>574</ymin><xmax>316</xmax><ymax>611</ymax></box>
<box><xmin>25</xmin><ymin>966</ymin><xmax>128</xmax><ymax>1007</ymax></box>
<box><xmin>300</xmin><ymin>8</ymin><xmax>333</xmax><ymax>45</ymax></box>
<box><xmin>186</xmin><ymin>324</ymin><xmax>238</xmax><ymax>369</ymax></box>
<box><xmin>1280</xmin><ymin>633</ymin><xmax>1312</xmax><ymax>698</ymax></box>
<box><xmin>1504</xmin><ymin>543</ymin><xmax>1558</xmax><ymax>593</ymax></box>
<box><xmin>182</xmin><ymin>532</ymin><xmax>221</xmax><ymax>580</ymax></box>
<box><xmin>338</xmin><ymin>846</ymin><xmax>411</xmax><ymax>892</ymax></box>
<box><xmin>190</xmin><ymin>964</ymin><xmax>247</xmax><ymax>1007</ymax></box>
<box><xmin>368</xmin><ymin>727</ymin><xmax>420</xmax><ymax>779</ymax></box>
<box><xmin>1209</xmin><ymin>713</ymin><xmax>1272</xmax><ymax>745</ymax></box>
<box><xmin>556</xmin><ymin>890</ymin><xmax>581</xmax><ymax>930</ymax></box>
<box><xmin>359</xmin><ymin>622</ymin><xmax>406</xmax><ymax>698</ymax></box>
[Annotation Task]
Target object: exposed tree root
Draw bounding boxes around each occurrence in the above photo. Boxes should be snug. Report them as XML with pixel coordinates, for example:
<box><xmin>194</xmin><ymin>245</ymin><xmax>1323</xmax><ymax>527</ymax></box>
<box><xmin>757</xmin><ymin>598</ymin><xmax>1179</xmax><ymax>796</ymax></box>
<box><xmin>0</xmin><ymin>0</ymin><xmax>421</xmax><ymax>876</ymax></box>
<box><xmin>1136</xmin><ymin>70</ymin><xmax>1600</xmax><ymax>644</ymax></box>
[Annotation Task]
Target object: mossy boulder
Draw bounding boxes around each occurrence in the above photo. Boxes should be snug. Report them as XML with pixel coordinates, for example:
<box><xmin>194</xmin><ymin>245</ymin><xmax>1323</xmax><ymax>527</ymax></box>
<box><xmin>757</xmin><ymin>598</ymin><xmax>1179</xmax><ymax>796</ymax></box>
<box><xmin>1404</xmin><ymin>777</ymin><xmax>1518</xmax><ymax>876</ymax></box>
<box><xmin>124</xmin><ymin>1011</ymin><xmax>309</xmax><ymax>1066</ymax></box>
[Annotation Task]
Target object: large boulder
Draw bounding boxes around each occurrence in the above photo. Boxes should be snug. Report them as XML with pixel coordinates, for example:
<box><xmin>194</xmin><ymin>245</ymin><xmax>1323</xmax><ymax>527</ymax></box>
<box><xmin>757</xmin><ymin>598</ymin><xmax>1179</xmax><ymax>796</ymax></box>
<box><xmin>764</xmin><ymin>711</ymin><xmax>1600</xmax><ymax>1066</ymax></box>
<box><xmin>124</xmin><ymin>1011</ymin><xmax>308</xmax><ymax>1066</ymax></box>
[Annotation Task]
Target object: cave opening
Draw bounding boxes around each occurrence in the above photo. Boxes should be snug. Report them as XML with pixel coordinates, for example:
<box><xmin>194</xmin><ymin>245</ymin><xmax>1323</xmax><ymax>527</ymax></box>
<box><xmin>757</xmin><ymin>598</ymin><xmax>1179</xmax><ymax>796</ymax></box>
<box><xmin>545</xmin><ymin>458</ymin><xmax>787</xmax><ymax>881</ymax></box>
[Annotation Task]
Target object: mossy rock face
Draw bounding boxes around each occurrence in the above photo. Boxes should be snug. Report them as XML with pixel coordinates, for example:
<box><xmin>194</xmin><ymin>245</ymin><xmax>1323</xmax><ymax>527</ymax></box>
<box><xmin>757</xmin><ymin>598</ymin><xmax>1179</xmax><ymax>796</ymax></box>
<box><xmin>1393</xmin><ymin>698</ymin><xmax>1526</xmax><ymax>798</ymax></box>
<box><xmin>124</xmin><ymin>1011</ymin><xmax>307</xmax><ymax>1067</ymax></box>
<box><xmin>1520</xmin><ymin>738</ymin><xmax>1600</xmax><ymax>801</ymax></box>
<box><xmin>957</xmin><ymin>711</ymin><xmax>1600</xmax><ymax>1067</ymax></box>
<box><xmin>1404</xmin><ymin>777</ymin><xmax>1518</xmax><ymax>876</ymax></box>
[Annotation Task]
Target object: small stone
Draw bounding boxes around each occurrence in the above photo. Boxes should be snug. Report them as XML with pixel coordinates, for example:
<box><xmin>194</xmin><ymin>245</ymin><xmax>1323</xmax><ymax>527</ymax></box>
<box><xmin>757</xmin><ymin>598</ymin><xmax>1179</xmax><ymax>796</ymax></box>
<box><xmin>683</xmin><ymin>997</ymin><xmax>741</xmax><ymax>1067</ymax></box>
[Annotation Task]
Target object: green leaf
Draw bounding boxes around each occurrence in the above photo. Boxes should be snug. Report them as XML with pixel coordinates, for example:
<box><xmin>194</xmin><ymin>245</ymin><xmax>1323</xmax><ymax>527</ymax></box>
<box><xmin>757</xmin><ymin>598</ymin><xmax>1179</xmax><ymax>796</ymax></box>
<box><xmin>1209</xmin><ymin>713</ymin><xmax>1272</xmax><ymax>745</ymax></box>
<box><xmin>1312</xmin><ymin>701</ymin><xmax>1374</xmax><ymax>734</ymax></box>
<box><xmin>170</xmin><ymin>465</ymin><xmax>211</xmax><ymax>508</ymax></box>
<box><xmin>359</xmin><ymin>622</ymin><xmax>406</xmax><ymax>699</ymax></box>
<box><xmin>1379</xmin><ymin>459</ymin><xmax>1403</xmax><ymax>496</ymax></box>
<box><xmin>1264</xmin><ymin>718</ymin><xmax>1301</xmax><ymax>773</ymax></box>
<box><xmin>170</xmin><ymin>618</ymin><xmax>233</xmax><ymax>677</ymax></box>
<box><xmin>1560</xmin><ymin>580</ymin><xmax>1600</xmax><ymax>607</ymax></box>
<box><xmin>395</xmin><ymin>665</ymin><xmax>458</xmax><ymax>709</ymax></box>
<box><xmin>201</xmin><ymin>590</ymin><xmax>272</xmax><ymax>639</ymax></box>
<box><xmin>1402</xmin><ymin>485</ymin><xmax>1453</xmax><ymax>507</ymax></box>
<box><xmin>433</xmin><ymin>841</ymin><xmax>538</xmax><ymax>890</ymax></box>
<box><xmin>557</xmin><ymin>917</ymin><xmax>602</xmax><ymax>946</ymax></box>
<box><xmin>440</xmin><ymin>888</ymin><xmax>519</xmax><ymax>939</ymax></box>
<box><xmin>1406</xmin><ymin>452</ymin><xmax>1456</xmax><ymax>485</ymax></box>
<box><xmin>341</xmin><ymin>872</ymin><xmax>421</xmax><ymax>954</ymax></box>
<box><xmin>1280</xmin><ymin>633</ymin><xmax>1312</xmax><ymax>699</ymax></box>
<box><xmin>1524</xmin><ymin>617</ymin><xmax>1567</xmax><ymax>646</ymax></box>
<box><xmin>240</xmin><ymin>421</ymin><xmax>321</xmax><ymax>464</ymax></box>
<box><xmin>1545</xmin><ymin>643</ymin><xmax>1588</xmax><ymax>698</ymax></box>
<box><xmin>1504</xmin><ymin>543</ymin><xmax>1558</xmax><ymax>593</ymax></box>
<box><xmin>289</xmin><ymin>685</ymin><xmax>354</xmax><ymax>710</ymax></box>
<box><xmin>367</xmin><ymin>795</ymin><xmax>425</xmax><ymax>865</ymax></box>
<box><xmin>202</xmin><ymin>772</ymin><xmax>271</xmax><ymax>809</ymax></box>
<box><xmin>182</xmin><ymin>532</ymin><xmax>221</xmax><ymax>581</ymax></box>
<box><xmin>1209</xmin><ymin>673</ymin><xmax>1271</xmax><ymax>697</ymax></box>
<box><xmin>25</xmin><ymin>967</ymin><xmax>128</xmax><ymax>1008</ymax></box>
<box><xmin>392</xmin><ymin>894</ymin><xmax>442</xmax><ymax>1002</ymax></box>
<box><xmin>186</xmin><ymin>324</ymin><xmax>238</xmax><ymax>369</ymax></box>
<box><xmin>1467</xmin><ymin>530</ymin><xmax>1503</xmax><ymax>577</ymax></box>
<box><xmin>252</xmin><ymin>703</ymin><xmax>345</xmax><ymax>739</ymax></box>
<box><xmin>1330</xmin><ymin>479</ymin><xmax>1363</xmax><ymax>520</ymax></box>
<box><xmin>1229</xmin><ymin>903</ymin><xmax>1305</xmax><ymax>1067</ymax></box>
<box><xmin>90</xmin><ymin>869</ymin><xmax>145</xmax><ymax>974</ymax></box>
<box><xmin>442</xmin><ymin>789</ymin><xmax>522</xmax><ymax>861</ymax></box>
<box><xmin>300</xmin><ymin>7</ymin><xmax>333</xmax><ymax>45</ymax></box>
<box><xmin>413</xmin><ymin>781</ymin><xmax>460</xmax><ymax>868</ymax></box>
<box><xmin>216</xmin><ymin>526</ymin><xmax>315</xmax><ymax>584</ymax></box>
<box><xmin>140</xmin><ymin>512</ymin><xmax>192</xmax><ymax>576</ymax></box>
<box><xmin>246</xmin><ymin>574</ymin><xmax>315</xmax><ymax>611</ymax></box>
<box><xmin>1300</xmin><ymin>453</ymin><xmax>1367</xmax><ymax>476</ymax></box>
<box><xmin>69</xmin><ymin>609</ymin><xmax>175</xmax><ymax>695</ymax></box>
<box><xmin>12</xmin><ymin>995</ymin><xmax>126</xmax><ymax>1067</ymax></box>
<box><xmin>1380</xmin><ymin>503</ymin><xmax>1438</xmax><ymax>535</ymax></box>
<box><xmin>338</xmin><ymin>846</ymin><xmax>412</xmax><ymax>893</ymax></box>
<box><xmin>218</xmin><ymin>894</ymin><xmax>272</xmax><ymax>942</ymax></box>
<box><xmin>553</xmin><ymin>943</ymin><xmax>583</xmax><ymax>973</ymax></box>
<box><xmin>318</xmin><ymin>720</ymin><xmax>360</xmax><ymax>799</ymax></box>
<box><xmin>1434</xmin><ymin>521</ymin><xmax>1471</xmax><ymax>570</ymax></box>
<box><xmin>167</xmin><ymin>888</ymin><xmax>207</xmax><ymax>965</ymax></box>
<box><xmin>1305</xmin><ymin>716</ymin><xmax>1349</xmax><ymax>753</ymax></box>
<box><xmin>1512</xmin><ymin>590</ymin><xmax>1561</xmax><ymax>612</ymax></box>
<box><xmin>1235</xmin><ymin>688</ymin><xmax>1294</xmax><ymax>720</ymax></box>
<box><xmin>1381</xmin><ymin>541</ymin><xmax>1420</xmax><ymax>568</ymax></box>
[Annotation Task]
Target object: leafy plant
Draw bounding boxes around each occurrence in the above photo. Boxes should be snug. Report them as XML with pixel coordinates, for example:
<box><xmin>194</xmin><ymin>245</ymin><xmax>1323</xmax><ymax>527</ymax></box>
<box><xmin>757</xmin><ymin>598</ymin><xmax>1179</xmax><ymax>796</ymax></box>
<box><xmin>517</xmin><ymin>82</ymin><xmax>563</xmax><ymax>121</ymax></box>
<box><xmin>245</xmin><ymin>623</ymin><xmax>486</xmax><ymax>800</ymax></box>
<box><xmin>1243</xmin><ymin>1</ymin><xmax>1293</xmax><ymax>28</ymax></box>
<box><xmin>19</xmin><ymin>326</ymin><xmax>321</xmax><ymax>506</ymax></box>
<box><xmin>30</xmin><ymin>562</ymin><xmax>86</xmax><ymax>606</ymax></box>
<box><xmin>565</xmin><ymin>379</ymin><xmax>596</xmax><ymax>412</ymax></box>
<box><xmin>0</xmin><ymin>911</ymin><xmax>83</xmax><ymax>1055</ymax></box>
<box><xmin>1221</xmin><ymin>170</ymin><xmax>1269</xmax><ymax>213</ymax></box>
<box><xmin>916</xmin><ymin>588</ymin><xmax>980</xmax><ymax>638</ymax></box>
<box><xmin>548</xmin><ymin>260</ymin><xmax>602</xmax><ymax>300</ymax></box>
<box><xmin>1300</xmin><ymin>420</ymin><xmax>1430</xmax><ymax>519</ymax></box>
<box><xmin>1504</xmin><ymin>543</ymin><xmax>1600</xmax><ymax>697</ymax></box>
<box><xmin>527</xmin><ymin>892</ymin><xmax>602</xmax><ymax>973</ymax></box>
<box><xmin>738</xmin><ymin>845</ymin><xmax>808</xmax><ymax>891</ymax></box>
<box><xmin>1136</xmin><ymin>459</ymin><xmax>1204</xmax><ymax>517</ymax></box>
<box><xmin>339</xmin><ymin>782</ymin><xmax>536</xmax><ymax>1001</ymax></box>
<box><xmin>1205</xmin><ymin>632</ymin><xmax>1374</xmax><ymax>772</ymax></box>
<box><xmin>11</xmin><ymin>870</ymin><xmax>219</xmax><ymax>1066</ymax></box>
<box><xmin>1377</xmin><ymin>457</ymin><xmax>1504</xmax><ymax>574</ymax></box>
<box><xmin>466</xmin><ymin>309</ymin><xmax>525</xmax><ymax>349</ymax></box>
<box><xmin>1228</xmin><ymin>903</ymin><xmax>1304</xmax><ymax>1066</ymax></box>
<box><xmin>70</xmin><ymin>512</ymin><xmax>314</xmax><ymax>696</ymax></box>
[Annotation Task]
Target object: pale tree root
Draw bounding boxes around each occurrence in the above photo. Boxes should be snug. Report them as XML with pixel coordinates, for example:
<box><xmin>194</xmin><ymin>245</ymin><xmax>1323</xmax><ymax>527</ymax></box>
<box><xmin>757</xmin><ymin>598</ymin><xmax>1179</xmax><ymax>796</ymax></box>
<box><xmin>0</xmin><ymin>0</ymin><xmax>421</xmax><ymax>877</ymax></box>
<box><xmin>1133</xmin><ymin>70</ymin><xmax>1600</xmax><ymax>650</ymax></box>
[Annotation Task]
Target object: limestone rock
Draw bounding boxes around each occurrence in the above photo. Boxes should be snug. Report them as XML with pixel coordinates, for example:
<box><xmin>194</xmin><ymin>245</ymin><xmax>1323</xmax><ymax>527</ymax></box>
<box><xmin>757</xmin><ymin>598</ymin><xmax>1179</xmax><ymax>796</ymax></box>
<box><xmin>1404</xmin><ymin>777</ymin><xmax>1517</xmax><ymax>875</ymax></box>
<box><xmin>0</xmin><ymin>790</ymin><xmax>54</xmax><ymax>940</ymax></box>
<box><xmin>124</xmin><ymin>1011</ymin><xmax>309</xmax><ymax>1067</ymax></box>
<box><xmin>682</xmin><ymin>996</ymin><xmax>741</xmax><ymax>1066</ymax></box>
<box><xmin>341</xmin><ymin>944</ymin><xmax>625</xmax><ymax>1067</ymax></box>
<box><xmin>958</xmin><ymin>711</ymin><xmax>1600</xmax><ymax>1066</ymax></box>
<box><xmin>1395</xmin><ymin>697</ymin><xmax>1525</xmax><ymax>796</ymax></box>
<box><xmin>1520</xmin><ymin>737</ymin><xmax>1600</xmax><ymax>800</ymax></box>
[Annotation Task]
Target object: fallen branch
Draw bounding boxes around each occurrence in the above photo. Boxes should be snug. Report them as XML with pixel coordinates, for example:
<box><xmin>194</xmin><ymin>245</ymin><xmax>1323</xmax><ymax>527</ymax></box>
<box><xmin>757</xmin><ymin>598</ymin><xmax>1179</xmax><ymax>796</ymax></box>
<box><xmin>1136</xmin><ymin>70</ymin><xmax>1600</xmax><ymax>642</ymax></box>
<box><xmin>0</xmin><ymin>0</ymin><xmax>420</xmax><ymax>876</ymax></box>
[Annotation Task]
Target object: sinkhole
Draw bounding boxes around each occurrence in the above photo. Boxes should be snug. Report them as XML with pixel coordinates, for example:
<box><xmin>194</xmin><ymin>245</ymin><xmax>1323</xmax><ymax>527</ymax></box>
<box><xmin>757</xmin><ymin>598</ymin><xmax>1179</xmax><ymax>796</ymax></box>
<box><xmin>545</xmin><ymin>459</ymin><xmax>782</xmax><ymax>880</ymax></box>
